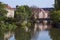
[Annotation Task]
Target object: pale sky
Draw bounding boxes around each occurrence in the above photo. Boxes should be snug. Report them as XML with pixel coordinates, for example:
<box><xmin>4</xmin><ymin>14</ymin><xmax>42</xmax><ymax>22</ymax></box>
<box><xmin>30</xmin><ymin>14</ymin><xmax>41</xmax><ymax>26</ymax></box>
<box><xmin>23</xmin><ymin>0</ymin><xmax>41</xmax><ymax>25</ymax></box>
<box><xmin>0</xmin><ymin>0</ymin><xmax>54</xmax><ymax>8</ymax></box>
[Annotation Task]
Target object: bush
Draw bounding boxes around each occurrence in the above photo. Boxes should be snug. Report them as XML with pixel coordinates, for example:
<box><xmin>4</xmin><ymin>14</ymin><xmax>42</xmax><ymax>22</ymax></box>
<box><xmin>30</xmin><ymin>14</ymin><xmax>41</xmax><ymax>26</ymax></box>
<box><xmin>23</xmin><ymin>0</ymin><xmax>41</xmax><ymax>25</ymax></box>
<box><xmin>0</xmin><ymin>21</ymin><xmax>17</xmax><ymax>32</ymax></box>
<box><xmin>51</xmin><ymin>10</ymin><xmax>60</xmax><ymax>23</ymax></box>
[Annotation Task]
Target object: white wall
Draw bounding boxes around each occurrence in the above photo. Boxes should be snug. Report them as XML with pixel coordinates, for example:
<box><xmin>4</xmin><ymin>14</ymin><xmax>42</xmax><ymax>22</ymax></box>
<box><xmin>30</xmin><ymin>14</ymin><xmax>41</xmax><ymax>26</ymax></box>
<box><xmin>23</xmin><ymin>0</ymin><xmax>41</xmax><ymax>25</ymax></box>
<box><xmin>44</xmin><ymin>12</ymin><xmax>48</xmax><ymax>18</ymax></box>
<box><xmin>6</xmin><ymin>9</ymin><xmax>14</xmax><ymax>18</ymax></box>
<box><xmin>39</xmin><ymin>12</ymin><xmax>44</xmax><ymax>18</ymax></box>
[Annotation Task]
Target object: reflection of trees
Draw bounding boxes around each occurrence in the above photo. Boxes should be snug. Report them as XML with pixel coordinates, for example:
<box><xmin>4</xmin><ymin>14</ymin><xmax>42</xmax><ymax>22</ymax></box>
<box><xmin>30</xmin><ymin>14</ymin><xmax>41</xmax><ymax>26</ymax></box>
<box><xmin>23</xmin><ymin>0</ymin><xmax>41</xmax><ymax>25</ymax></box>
<box><xmin>15</xmin><ymin>28</ymin><xmax>31</xmax><ymax>40</ymax></box>
<box><xmin>49</xmin><ymin>28</ymin><xmax>60</xmax><ymax>40</ymax></box>
<box><xmin>0</xmin><ymin>30</ymin><xmax>4</xmax><ymax>40</ymax></box>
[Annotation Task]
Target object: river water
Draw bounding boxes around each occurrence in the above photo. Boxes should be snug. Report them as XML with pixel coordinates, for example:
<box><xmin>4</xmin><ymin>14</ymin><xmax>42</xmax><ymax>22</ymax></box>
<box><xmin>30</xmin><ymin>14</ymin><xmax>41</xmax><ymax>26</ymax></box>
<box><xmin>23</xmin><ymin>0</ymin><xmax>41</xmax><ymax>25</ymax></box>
<box><xmin>31</xmin><ymin>30</ymin><xmax>51</xmax><ymax>40</ymax></box>
<box><xmin>8</xmin><ymin>28</ymin><xmax>60</xmax><ymax>40</ymax></box>
<box><xmin>0</xmin><ymin>23</ymin><xmax>60</xmax><ymax>40</ymax></box>
<box><xmin>9</xmin><ymin>30</ymin><xmax>51</xmax><ymax>40</ymax></box>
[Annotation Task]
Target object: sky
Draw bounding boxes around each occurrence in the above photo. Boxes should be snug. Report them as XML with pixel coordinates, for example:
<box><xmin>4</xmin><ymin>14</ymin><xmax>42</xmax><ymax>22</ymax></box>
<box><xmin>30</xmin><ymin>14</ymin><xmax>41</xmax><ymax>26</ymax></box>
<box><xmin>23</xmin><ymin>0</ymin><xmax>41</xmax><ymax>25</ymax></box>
<box><xmin>0</xmin><ymin>0</ymin><xmax>54</xmax><ymax>8</ymax></box>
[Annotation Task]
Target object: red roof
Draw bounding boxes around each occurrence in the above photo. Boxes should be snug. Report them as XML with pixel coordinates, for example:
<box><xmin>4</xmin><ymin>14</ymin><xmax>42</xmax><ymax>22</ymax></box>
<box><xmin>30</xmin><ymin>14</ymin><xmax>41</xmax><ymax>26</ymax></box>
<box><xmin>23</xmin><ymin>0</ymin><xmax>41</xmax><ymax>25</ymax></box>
<box><xmin>5</xmin><ymin>5</ymin><xmax>16</xmax><ymax>10</ymax></box>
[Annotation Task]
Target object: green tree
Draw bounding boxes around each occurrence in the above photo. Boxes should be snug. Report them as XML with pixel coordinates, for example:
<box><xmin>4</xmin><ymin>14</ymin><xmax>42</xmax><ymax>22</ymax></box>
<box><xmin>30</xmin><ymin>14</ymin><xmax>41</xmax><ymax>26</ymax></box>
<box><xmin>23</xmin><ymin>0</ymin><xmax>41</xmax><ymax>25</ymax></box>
<box><xmin>0</xmin><ymin>2</ymin><xmax>7</xmax><ymax>21</ymax></box>
<box><xmin>15</xmin><ymin>5</ymin><xmax>32</xmax><ymax>20</ymax></box>
<box><xmin>51</xmin><ymin>0</ymin><xmax>60</xmax><ymax>23</ymax></box>
<box><xmin>15</xmin><ymin>5</ymin><xmax>32</xmax><ymax>28</ymax></box>
<box><xmin>55</xmin><ymin>0</ymin><xmax>60</xmax><ymax>10</ymax></box>
<box><xmin>50</xmin><ymin>11</ymin><xmax>60</xmax><ymax>23</ymax></box>
<box><xmin>0</xmin><ymin>2</ymin><xmax>17</xmax><ymax>33</ymax></box>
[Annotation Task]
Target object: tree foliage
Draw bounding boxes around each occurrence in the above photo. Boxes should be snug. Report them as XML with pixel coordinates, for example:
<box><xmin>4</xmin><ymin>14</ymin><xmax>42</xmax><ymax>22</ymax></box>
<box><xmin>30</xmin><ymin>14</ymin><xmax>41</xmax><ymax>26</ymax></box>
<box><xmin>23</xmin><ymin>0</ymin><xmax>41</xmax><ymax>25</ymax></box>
<box><xmin>51</xmin><ymin>11</ymin><xmax>60</xmax><ymax>23</ymax></box>
<box><xmin>51</xmin><ymin>0</ymin><xmax>60</xmax><ymax>23</ymax></box>
<box><xmin>0</xmin><ymin>2</ymin><xmax>17</xmax><ymax>32</ymax></box>
<box><xmin>55</xmin><ymin>0</ymin><xmax>60</xmax><ymax>10</ymax></box>
<box><xmin>15</xmin><ymin>5</ymin><xmax>32</xmax><ymax>20</ymax></box>
<box><xmin>0</xmin><ymin>2</ymin><xmax>7</xmax><ymax>21</ymax></box>
<box><xmin>15</xmin><ymin>5</ymin><xmax>32</xmax><ymax>28</ymax></box>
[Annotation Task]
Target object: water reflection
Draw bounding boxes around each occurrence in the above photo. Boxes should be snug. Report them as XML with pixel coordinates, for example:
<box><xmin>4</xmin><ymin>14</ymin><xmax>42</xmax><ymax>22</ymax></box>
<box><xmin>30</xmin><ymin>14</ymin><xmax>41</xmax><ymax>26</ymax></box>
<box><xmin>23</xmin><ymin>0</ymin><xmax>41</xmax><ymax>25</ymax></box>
<box><xmin>31</xmin><ymin>30</ymin><xmax>52</xmax><ymax>40</ymax></box>
<box><xmin>5</xmin><ymin>28</ymin><xmax>60</xmax><ymax>40</ymax></box>
<box><xmin>14</xmin><ymin>28</ymin><xmax>31</xmax><ymax>40</ymax></box>
<box><xmin>0</xmin><ymin>26</ymin><xmax>60</xmax><ymax>40</ymax></box>
<box><xmin>50</xmin><ymin>28</ymin><xmax>60</xmax><ymax>40</ymax></box>
<box><xmin>9</xmin><ymin>34</ymin><xmax>15</xmax><ymax>40</ymax></box>
<box><xmin>0</xmin><ymin>32</ymin><xmax>4</xmax><ymax>40</ymax></box>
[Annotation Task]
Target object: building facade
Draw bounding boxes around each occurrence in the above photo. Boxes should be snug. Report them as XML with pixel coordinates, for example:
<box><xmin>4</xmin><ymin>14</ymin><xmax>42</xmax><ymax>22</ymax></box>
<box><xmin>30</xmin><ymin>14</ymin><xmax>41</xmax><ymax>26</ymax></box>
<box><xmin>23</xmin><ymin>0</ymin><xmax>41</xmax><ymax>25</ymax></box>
<box><xmin>31</xmin><ymin>7</ymin><xmax>53</xmax><ymax>30</ymax></box>
<box><xmin>5</xmin><ymin>5</ymin><xmax>15</xmax><ymax>18</ymax></box>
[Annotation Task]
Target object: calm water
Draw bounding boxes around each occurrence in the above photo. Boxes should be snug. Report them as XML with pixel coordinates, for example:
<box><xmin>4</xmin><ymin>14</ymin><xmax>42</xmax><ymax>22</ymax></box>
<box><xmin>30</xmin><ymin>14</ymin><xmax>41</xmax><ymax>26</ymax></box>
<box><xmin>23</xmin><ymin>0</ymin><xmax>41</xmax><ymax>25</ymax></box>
<box><xmin>8</xmin><ymin>28</ymin><xmax>60</xmax><ymax>40</ymax></box>
<box><xmin>31</xmin><ymin>30</ymin><xmax>51</xmax><ymax>40</ymax></box>
<box><xmin>0</xmin><ymin>23</ymin><xmax>60</xmax><ymax>40</ymax></box>
<box><xmin>9</xmin><ymin>30</ymin><xmax>51</xmax><ymax>40</ymax></box>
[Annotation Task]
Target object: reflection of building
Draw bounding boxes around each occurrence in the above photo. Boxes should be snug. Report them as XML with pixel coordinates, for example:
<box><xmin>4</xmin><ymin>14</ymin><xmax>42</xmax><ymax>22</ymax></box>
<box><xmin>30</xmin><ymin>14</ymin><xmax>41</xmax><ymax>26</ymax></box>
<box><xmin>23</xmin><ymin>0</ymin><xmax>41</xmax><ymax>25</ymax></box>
<box><xmin>5</xmin><ymin>5</ymin><xmax>16</xmax><ymax>18</ymax></box>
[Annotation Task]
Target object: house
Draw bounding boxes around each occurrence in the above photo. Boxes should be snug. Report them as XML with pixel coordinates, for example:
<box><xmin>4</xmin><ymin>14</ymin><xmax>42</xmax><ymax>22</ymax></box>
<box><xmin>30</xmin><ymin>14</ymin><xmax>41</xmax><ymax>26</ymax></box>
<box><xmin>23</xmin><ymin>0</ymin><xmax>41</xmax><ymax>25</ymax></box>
<box><xmin>5</xmin><ymin>5</ymin><xmax>16</xmax><ymax>18</ymax></box>
<box><xmin>31</xmin><ymin>7</ymin><xmax>53</xmax><ymax>19</ymax></box>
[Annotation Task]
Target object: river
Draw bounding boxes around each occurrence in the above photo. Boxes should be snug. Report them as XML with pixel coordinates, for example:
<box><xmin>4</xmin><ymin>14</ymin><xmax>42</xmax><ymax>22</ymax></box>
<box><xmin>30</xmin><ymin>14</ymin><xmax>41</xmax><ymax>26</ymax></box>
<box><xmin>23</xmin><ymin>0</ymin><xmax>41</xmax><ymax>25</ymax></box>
<box><xmin>0</xmin><ymin>23</ymin><xmax>60</xmax><ymax>40</ymax></box>
<box><xmin>8</xmin><ymin>28</ymin><xmax>60</xmax><ymax>40</ymax></box>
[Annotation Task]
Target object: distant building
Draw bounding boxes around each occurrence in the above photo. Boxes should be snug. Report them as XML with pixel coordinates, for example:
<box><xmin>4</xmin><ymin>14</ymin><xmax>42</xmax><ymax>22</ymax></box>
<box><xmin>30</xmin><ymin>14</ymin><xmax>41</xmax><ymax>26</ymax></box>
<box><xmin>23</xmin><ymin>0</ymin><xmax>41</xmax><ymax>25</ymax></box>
<box><xmin>31</xmin><ymin>7</ymin><xmax>53</xmax><ymax>19</ymax></box>
<box><xmin>5</xmin><ymin>5</ymin><xmax>16</xmax><ymax>18</ymax></box>
<box><xmin>5</xmin><ymin>5</ymin><xmax>53</xmax><ymax>19</ymax></box>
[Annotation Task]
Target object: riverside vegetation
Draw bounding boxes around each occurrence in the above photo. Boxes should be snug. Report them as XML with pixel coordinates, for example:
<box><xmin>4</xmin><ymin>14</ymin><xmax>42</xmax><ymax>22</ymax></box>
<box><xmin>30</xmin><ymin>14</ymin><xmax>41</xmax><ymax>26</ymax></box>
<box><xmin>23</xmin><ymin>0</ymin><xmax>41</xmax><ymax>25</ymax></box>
<box><xmin>0</xmin><ymin>2</ymin><xmax>33</xmax><ymax>40</ymax></box>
